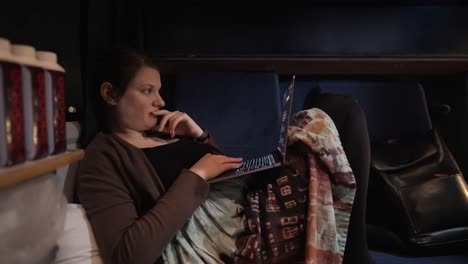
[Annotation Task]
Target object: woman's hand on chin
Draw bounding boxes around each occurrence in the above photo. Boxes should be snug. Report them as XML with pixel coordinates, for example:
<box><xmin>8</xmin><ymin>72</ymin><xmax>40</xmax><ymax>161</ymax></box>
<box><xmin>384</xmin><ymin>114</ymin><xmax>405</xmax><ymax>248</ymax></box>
<box><xmin>152</xmin><ymin>110</ymin><xmax>204</xmax><ymax>139</ymax></box>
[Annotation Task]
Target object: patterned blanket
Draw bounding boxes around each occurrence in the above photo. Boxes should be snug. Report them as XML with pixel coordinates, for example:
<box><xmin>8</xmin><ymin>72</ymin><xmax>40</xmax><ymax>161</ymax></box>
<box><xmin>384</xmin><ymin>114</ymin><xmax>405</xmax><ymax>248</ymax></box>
<box><xmin>160</xmin><ymin>108</ymin><xmax>356</xmax><ymax>264</ymax></box>
<box><xmin>233</xmin><ymin>108</ymin><xmax>356</xmax><ymax>264</ymax></box>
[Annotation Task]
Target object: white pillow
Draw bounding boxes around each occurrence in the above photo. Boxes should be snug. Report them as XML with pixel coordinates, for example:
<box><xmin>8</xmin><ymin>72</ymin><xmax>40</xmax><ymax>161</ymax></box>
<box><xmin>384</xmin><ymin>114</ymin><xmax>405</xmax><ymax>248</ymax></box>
<box><xmin>54</xmin><ymin>203</ymin><xmax>103</xmax><ymax>264</ymax></box>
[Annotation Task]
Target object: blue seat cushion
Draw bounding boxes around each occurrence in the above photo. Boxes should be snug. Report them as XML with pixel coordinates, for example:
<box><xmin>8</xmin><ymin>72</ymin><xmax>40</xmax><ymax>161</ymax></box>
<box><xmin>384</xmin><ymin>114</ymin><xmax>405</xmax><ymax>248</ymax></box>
<box><xmin>174</xmin><ymin>71</ymin><xmax>281</xmax><ymax>158</ymax></box>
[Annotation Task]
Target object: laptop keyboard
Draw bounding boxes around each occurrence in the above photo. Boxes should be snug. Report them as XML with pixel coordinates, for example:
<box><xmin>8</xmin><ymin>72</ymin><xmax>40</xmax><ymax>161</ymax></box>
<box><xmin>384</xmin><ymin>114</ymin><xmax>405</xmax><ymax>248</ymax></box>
<box><xmin>235</xmin><ymin>154</ymin><xmax>276</xmax><ymax>174</ymax></box>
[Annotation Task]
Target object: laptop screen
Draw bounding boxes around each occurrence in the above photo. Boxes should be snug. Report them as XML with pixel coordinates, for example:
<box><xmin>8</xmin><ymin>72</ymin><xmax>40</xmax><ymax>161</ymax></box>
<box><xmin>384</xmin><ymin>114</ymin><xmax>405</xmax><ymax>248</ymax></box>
<box><xmin>277</xmin><ymin>76</ymin><xmax>295</xmax><ymax>160</ymax></box>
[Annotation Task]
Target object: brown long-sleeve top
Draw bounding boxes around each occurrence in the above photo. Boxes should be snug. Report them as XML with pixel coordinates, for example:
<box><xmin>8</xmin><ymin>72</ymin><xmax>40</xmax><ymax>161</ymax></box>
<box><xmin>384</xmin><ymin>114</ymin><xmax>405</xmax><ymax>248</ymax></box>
<box><xmin>77</xmin><ymin>132</ymin><xmax>221</xmax><ymax>264</ymax></box>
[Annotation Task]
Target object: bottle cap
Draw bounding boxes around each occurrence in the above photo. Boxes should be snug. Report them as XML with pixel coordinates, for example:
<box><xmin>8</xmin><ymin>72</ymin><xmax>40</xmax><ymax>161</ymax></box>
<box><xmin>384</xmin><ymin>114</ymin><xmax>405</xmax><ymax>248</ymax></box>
<box><xmin>36</xmin><ymin>50</ymin><xmax>65</xmax><ymax>72</ymax></box>
<box><xmin>0</xmin><ymin>38</ymin><xmax>15</xmax><ymax>62</ymax></box>
<box><xmin>36</xmin><ymin>51</ymin><xmax>57</xmax><ymax>62</ymax></box>
<box><xmin>11</xmin><ymin>44</ymin><xmax>40</xmax><ymax>67</ymax></box>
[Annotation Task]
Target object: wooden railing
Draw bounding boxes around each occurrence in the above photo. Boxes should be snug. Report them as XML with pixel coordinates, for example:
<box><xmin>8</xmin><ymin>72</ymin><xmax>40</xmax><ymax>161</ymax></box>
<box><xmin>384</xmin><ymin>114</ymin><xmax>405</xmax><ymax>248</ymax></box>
<box><xmin>0</xmin><ymin>149</ymin><xmax>85</xmax><ymax>189</ymax></box>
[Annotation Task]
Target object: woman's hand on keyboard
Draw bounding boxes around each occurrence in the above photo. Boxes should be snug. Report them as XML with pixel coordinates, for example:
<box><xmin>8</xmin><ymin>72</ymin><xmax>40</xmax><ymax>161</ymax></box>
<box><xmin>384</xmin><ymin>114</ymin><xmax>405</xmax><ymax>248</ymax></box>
<box><xmin>189</xmin><ymin>153</ymin><xmax>243</xmax><ymax>181</ymax></box>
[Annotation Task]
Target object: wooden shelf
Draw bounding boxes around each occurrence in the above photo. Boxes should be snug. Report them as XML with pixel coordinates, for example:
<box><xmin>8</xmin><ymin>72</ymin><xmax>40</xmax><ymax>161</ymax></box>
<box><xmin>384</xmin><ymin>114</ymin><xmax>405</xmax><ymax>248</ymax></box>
<box><xmin>155</xmin><ymin>56</ymin><xmax>468</xmax><ymax>76</ymax></box>
<box><xmin>0</xmin><ymin>149</ymin><xmax>85</xmax><ymax>189</ymax></box>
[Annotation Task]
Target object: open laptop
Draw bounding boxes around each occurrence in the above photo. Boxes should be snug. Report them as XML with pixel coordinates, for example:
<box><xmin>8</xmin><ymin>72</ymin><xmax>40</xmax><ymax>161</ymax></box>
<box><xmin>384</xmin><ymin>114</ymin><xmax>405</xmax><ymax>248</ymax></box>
<box><xmin>209</xmin><ymin>75</ymin><xmax>296</xmax><ymax>183</ymax></box>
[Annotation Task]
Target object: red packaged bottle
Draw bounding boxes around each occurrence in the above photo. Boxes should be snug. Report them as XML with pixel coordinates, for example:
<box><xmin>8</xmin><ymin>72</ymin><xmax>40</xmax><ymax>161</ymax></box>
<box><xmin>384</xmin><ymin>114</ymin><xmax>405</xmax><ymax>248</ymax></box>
<box><xmin>11</xmin><ymin>45</ymin><xmax>48</xmax><ymax>160</ymax></box>
<box><xmin>36</xmin><ymin>51</ymin><xmax>66</xmax><ymax>155</ymax></box>
<box><xmin>0</xmin><ymin>38</ymin><xmax>25</xmax><ymax>167</ymax></box>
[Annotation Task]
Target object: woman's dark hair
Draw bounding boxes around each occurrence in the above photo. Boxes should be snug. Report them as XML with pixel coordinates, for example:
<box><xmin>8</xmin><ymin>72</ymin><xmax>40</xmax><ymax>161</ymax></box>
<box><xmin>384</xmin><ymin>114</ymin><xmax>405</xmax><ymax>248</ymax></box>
<box><xmin>81</xmin><ymin>48</ymin><xmax>159</xmax><ymax>146</ymax></box>
<box><xmin>98</xmin><ymin>48</ymin><xmax>158</xmax><ymax>97</ymax></box>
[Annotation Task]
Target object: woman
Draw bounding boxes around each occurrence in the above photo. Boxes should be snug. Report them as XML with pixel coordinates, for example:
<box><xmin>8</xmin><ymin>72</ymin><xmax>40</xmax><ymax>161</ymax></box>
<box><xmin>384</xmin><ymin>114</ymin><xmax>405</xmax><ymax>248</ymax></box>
<box><xmin>78</xmin><ymin>48</ymin><xmax>374</xmax><ymax>264</ymax></box>
<box><xmin>78</xmin><ymin>48</ymin><xmax>244</xmax><ymax>264</ymax></box>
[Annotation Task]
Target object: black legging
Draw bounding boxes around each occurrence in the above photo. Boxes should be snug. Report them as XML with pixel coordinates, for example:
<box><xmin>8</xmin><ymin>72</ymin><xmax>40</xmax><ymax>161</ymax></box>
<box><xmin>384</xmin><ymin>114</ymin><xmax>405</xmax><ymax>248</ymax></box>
<box><xmin>306</xmin><ymin>93</ymin><xmax>374</xmax><ymax>264</ymax></box>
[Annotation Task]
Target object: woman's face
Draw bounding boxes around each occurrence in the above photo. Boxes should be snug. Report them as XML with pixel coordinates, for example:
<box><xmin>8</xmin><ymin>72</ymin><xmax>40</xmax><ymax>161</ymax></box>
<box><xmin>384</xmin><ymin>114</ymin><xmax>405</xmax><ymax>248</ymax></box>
<box><xmin>113</xmin><ymin>66</ymin><xmax>165</xmax><ymax>132</ymax></box>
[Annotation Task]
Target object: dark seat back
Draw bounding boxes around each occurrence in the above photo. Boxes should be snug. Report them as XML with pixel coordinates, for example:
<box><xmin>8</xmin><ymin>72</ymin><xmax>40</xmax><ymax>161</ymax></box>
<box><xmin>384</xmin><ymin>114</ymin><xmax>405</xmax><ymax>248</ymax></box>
<box><xmin>317</xmin><ymin>80</ymin><xmax>433</xmax><ymax>141</ymax></box>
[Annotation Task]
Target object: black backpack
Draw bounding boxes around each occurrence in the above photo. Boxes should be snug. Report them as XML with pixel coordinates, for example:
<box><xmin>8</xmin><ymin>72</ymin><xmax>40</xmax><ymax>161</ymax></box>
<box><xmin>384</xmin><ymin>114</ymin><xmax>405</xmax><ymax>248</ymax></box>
<box><xmin>367</xmin><ymin>128</ymin><xmax>468</xmax><ymax>254</ymax></box>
